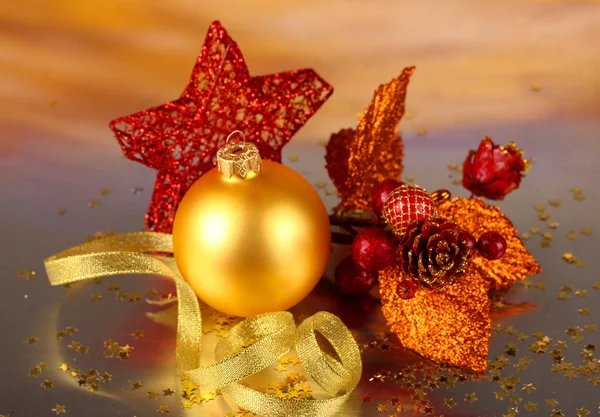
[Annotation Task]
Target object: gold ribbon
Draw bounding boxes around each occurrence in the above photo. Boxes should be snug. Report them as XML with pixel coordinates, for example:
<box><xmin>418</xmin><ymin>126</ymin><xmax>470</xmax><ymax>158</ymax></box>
<box><xmin>44</xmin><ymin>232</ymin><xmax>362</xmax><ymax>417</ymax></box>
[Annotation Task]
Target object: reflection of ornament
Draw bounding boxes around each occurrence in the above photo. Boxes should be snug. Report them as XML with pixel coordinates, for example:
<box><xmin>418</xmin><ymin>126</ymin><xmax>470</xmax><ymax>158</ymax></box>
<box><xmin>382</xmin><ymin>184</ymin><xmax>437</xmax><ymax>236</ymax></box>
<box><xmin>173</xmin><ymin>133</ymin><xmax>331</xmax><ymax>317</ymax></box>
<box><xmin>110</xmin><ymin>21</ymin><xmax>333</xmax><ymax>233</ymax></box>
<box><xmin>476</xmin><ymin>231</ymin><xmax>507</xmax><ymax>260</ymax></box>
<box><xmin>399</xmin><ymin>217</ymin><xmax>471</xmax><ymax>289</ymax></box>
<box><xmin>371</xmin><ymin>179</ymin><xmax>404</xmax><ymax>218</ymax></box>
<box><xmin>462</xmin><ymin>137</ymin><xmax>528</xmax><ymax>200</ymax></box>
<box><xmin>351</xmin><ymin>228</ymin><xmax>397</xmax><ymax>272</ymax></box>
<box><xmin>325</xmin><ymin>67</ymin><xmax>415</xmax><ymax>213</ymax></box>
<box><xmin>334</xmin><ymin>256</ymin><xmax>377</xmax><ymax>297</ymax></box>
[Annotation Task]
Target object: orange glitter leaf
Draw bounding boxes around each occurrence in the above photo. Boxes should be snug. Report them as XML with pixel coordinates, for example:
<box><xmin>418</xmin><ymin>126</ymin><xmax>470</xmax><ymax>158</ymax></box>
<box><xmin>379</xmin><ymin>265</ymin><xmax>491</xmax><ymax>373</ymax></box>
<box><xmin>437</xmin><ymin>197</ymin><xmax>542</xmax><ymax>289</ymax></box>
<box><xmin>325</xmin><ymin>67</ymin><xmax>415</xmax><ymax>212</ymax></box>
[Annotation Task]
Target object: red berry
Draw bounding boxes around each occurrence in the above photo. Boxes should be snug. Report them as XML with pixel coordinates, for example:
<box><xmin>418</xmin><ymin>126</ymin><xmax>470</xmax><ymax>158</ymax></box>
<box><xmin>476</xmin><ymin>231</ymin><xmax>507</xmax><ymax>260</ymax></box>
<box><xmin>351</xmin><ymin>228</ymin><xmax>398</xmax><ymax>272</ymax></box>
<box><xmin>459</xmin><ymin>231</ymin><xmax>477</xmax><ymax>254</ymax></box>
<box><xmin>396</xmin><ymin>279</ymin><xmax>418</xmax><ymax>299</ymax></box>
<box><xmin>334</xmin><ymin>256</ymin><xmax>377</xmax><ymax>297</ymax></box>
<box><xmin>372</xmin><ymin>179</ymin><xmax>404</xmax><ymax>218</ymax></box>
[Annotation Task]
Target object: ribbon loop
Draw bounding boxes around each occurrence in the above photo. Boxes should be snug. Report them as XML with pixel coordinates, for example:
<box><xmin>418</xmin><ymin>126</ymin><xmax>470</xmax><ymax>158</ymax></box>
<box><xmin>44</xmin><ymin>232</ymin><xmax>362</xmax><ymax>417</ymax></box>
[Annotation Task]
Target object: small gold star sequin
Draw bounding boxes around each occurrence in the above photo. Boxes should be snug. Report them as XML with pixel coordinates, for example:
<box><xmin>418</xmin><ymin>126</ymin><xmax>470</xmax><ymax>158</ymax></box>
<box><xmin>556</xmin><ymin>292</ymin><xmax>568</xmax><ymax>301</ymax></box>
<box><xmin>524</xmin><ymin>401</ymin><xmax>537</xmax><ymax>411</ymax></box>
<box><xmin>157</xmin><ymin>405</ymin><xmax>171</xmax><ymax>414</ymax></box>
<box><xmin>494</xmin><ymin>391</ymin><xmax>505</xmax><ymax>400</ymax></box>
<box><xmin>580</xmin><ymin>227</ymin><xmax>591</xmax><ymax>236</ymax></box>
<box><xmin>521</xmin><ymin>383</ymin><xmax>536</xmax><ymax>393</ymax></box>
<box><xmin>588</xmin><ymin>377</ymin><xmax>600</xmax><ymax>385</ymax></box>
<box><xmin>516</xmin><ymin>333</ymin><xmax>528</xmax><ymax>341</ymax></box>
<box><xmin>102</xmin><ymin>372</ymin><xmax>112</xmax><ymax>381</ymax></box>
<box><xmin>576</xmin><ymin>408</ymin><xmax>590</xmax><ymax>417</ymax></box>
<box><xmin>314</xmin><ymin>182</ymin><xmax>326</xmax><ymax>189</ymax></box>
<box><xmin>18</xmin><ymin>270</ymin><xmax>37</xmax><ymax>280</ymax></box>
<box><xmin>593</xmin><ymin>280</ymin><xmax>600</xmax><ymax>291</ymax></box>
<box><xmin>509</xmin><ymin>394</ymin><xmax>522</xmax><ymax>404</ymax></box>
<box><xmin>541</xmin><ymin>240</ymin><xmax>551</xmax><ymax>248</ymax></box>
<box><xmin>88</xmin><ymin>200</ymin><xmax>100</xmax><ymax>208</ymax></box>
<box><xmin>447</xmin><ymin>162</ymin><xmax>458</xmax><ymax>170</ymax></box>
<box><xmin>287</xmin><ymin>155</ymin><xmax>299</xmax><ymax>162</ymax></box>
<box><xmin>521</xmin><ymin>232</ymin><xmax>530</xmax><ymax>240</ymax></box>
<box><xmin>546</xmin><ymin>399</ymin><xmax>559</xmax><ymax>407</ymax></box>
<box><xmin>52</xmin><ymin>405</ymin><xmax>66</xmax><ymax>414</ymax></box>
<box><xmin>417</xmin><ymin>128</ymin><xmax>427</xmax><ymax>136</ymax></box>
<box><xmin>29</xmin><ymin>366</ymin><xmax>41</xmax><ymax>377</ymax></box>
<box><xmin>147</xmin><ymin>391</ymin><xmax>160</xmax><ymax>399</ymax></box>
<box><xmin>443</xmin><ymin>398</ymin><xmax>456</xmax><ymax>408</ymax></box>
<box><xmin>325</xmin><ymin>188</ymin><xmax>336</xmax><ymax>196</ymax></box>
<box><xmin>548</xmin><ymin>200</ymin><xmax>560</xmax><ymax>207</ymax></box>
<box><xmin>146</xmin><ymin>288</ymin><xmax>158</xmax><ymax>296</ymax></box>
<box><xmin>132</xmin><ymin>330</ymin><xmax>145</xmax><ymax>339</ymax></box>
<box><xmin>538</xmin><ymin>211</ymin><xmax>550</xmax><ymax>221</ymax></box>
<box><xmin>579</xmin><ymin>308</ymin><xmax>590</xmax><ymax>316</ymax></box>
<box><xmin>562</xmin><ymin>253</ymin><xmax>576</xmax><ymax>264</ymax></box>
<box><xmin>575</xmin><ymin>289</ymin><xmax>588</xmax><ymax>297</ymax></box>
<box><xmin>533</xmin><ymin>281</ymin><xmax>546</xmax><ymax>290</ymax></box>
<box><xmin>531</xmin><ymin>84</ymin><xmax>541</xmax><ymax>92</ymax></box>
<box><xmin>405</xmin><ymin>175</ymin><xmax>416</xmax><ymax>183</ymax></box>
<box><xmin>541</xmin><ymin>232</ymin><xmax>553</xmax><ymax>240</ymax></box>
<box><xmin>41</xmin><ymin>379</ymin><xmax>54</xmax><ymax>390</ymax></box>
<box><xmin>405</xmin><ymin>111</ymin><xmax>414</xmax><ymax>119</ymax></box>
<box><xmin>100</xmin><ymin>188</ymin><xmax>111</xmax><ymax>196</ymax></box>
<box><xmin>131</xmin><ymin>381</ymin><xmax>143</xmax><ymax>390</ymax></box>
<box><xmin>551</xmin><ymin>410</ymin><xmax>565</xmax><ymax>417</ymax></box>
<box><xmin>548</xmin><ymin>221</ymin><xmax>559</xmax><ymax>229</ymax></box>
<box><xmin>37</xmin><ymin>362</ymin><xmax>48</xmax><ymax>370</ymax></box>
<box><xmin>575</xmin><ymin>259</ymin><xmax>585</xmax><ymax>267</ymax></box>
<box><xmin>451</xmin><ymin>178</ymin><xmax>462</xmax><ymax>186</ymax></box>
<box><xmin>534</xmin><ymin>205</ymin><xmax>545</xmax><ymax>212</ymax></box>
<box><xmin>275</xmin><ymin>364</ymin><xmax>286</xmax><ymax>373</ymax></box>
<box><xmin>376</xmin><ymin>404</ymin><xmax>387</xmax><ymax>412</ymax></box>
<box><xmin>163</xmin><ymin>388</ymin><xmax>175</xmax><ymax>396</ymax></box>
<box><xmin>567</xmin><ymin>231</ymin><xmax>577</xmax><ymax>240</ymax></box>
<box><xmin>529</xmin><ymin>227</ymin><xmax>540</xmax><ymax>235</ymax></box>
<box><xmin>464</xmin><ymin>393</ymin><xmax>477</xmax><ymax>403</ymax></box>
<box><xmin>317</xmin><ymin>139</ymin><xmax>327</xmax><ymax>146</ymax></box>
<box><xmin>25</xmin><ymin>336</ymin><xmax>39</xmax><ymax>345</ymax></box>
<box><xmin>56</xmin><ymin>207</ymin><xmax>67</xmax><ymax>216</ymax></box>
<box><xmin>131</xmin><ymin>187</ymin><xmax>144</xmax><ymax>195</ymax></box>
<box><xmin>90</xmin><ymin>294</ymin><xmax>102</xmax><ymax>301</ymax></box>
<box><xmin>107</xmin><ymin>284</ymin><xmax>119</xmax><ymax>291</ymax></box>
<box><xmin>128</xmin><ymin>293</ymin><xmax>141</xmax><ymax>302</ymax></box>
<box><xmin>59</xmin><ymin>363</ymin><xmax>70</xmax><ymax>372</ymax></box>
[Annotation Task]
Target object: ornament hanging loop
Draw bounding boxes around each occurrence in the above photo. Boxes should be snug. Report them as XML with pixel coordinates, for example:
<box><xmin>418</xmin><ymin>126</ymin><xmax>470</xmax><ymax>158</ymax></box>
<box><xmin>217</xmin><ymin>131</ymin><xmax>262</xmax><ymax>179</ymax></box>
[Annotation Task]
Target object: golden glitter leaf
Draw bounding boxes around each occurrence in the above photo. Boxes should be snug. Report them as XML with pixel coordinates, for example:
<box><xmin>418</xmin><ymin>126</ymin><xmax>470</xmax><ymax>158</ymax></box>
<box><xmin>379</xmin><ymin>265</ymin><xmax>490</xmax><ymax>372</ymax></box>
<box><xmin>325</xmin><ymin>67</ymin><xmax>414</xmax><ymax>212</ymax></box>
<box><xmin>438</xmin><ymin>198</ymin><xmax>542</xmax><ymax>289</ymax></box>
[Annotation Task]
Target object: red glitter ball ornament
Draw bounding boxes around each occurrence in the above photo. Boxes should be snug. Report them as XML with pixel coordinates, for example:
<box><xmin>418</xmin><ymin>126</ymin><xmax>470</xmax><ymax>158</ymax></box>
<box><xmin>351</xmin><ymin>228</ymin><xmax>398</xmax><ymax>272</ymax></box>
<box><xmin>382</xmin><ymin>184</ymin><xmax>438</xmax><ymax>236</ymax></box>
<box><xmin>109</xmin><ymin>21</ymin><xmax>333</xmax><ymax>233</ymax></box>
<box><xmin>396</xmin><ymin>279</ymin><xmax>418</xmax><ymax>300</ymax></box>
<box><xmin>476</xmin><ymin>231</ymin><xmax>507</xmax><ymax>260</ymax></box>
<box><xmin>371</xmin><ymin>179</ymin><xmax>404</xmax><ymax>218</ymax></box>
<box><xmin>334</xmin><ymin>256</ymin><xmax>378</xmax><ymax>297</ymax></box>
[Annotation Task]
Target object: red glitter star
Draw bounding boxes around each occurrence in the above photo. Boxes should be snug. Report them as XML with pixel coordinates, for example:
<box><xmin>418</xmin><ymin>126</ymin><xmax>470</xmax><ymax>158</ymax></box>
<box><xmin>110</xmin><ymin>21</ymin><xmax>333</xmax><ymax>233</ymax></box>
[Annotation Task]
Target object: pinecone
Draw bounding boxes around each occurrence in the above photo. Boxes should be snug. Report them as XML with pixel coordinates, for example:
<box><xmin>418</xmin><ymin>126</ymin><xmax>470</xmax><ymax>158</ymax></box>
<box><xmin>399</xmin><ymin>217</ymin><xmax>472</xmax><ymax>289</ymax></box>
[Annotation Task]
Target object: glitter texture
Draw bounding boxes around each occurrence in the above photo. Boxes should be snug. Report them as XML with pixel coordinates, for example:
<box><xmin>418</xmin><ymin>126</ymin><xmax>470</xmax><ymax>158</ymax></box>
<box><xmin>379</xmin><ymin>264</ymin><xmax>491</xmax><ymax>373</ymax></box>
<box><xmin>110</xmin><ymin>21</ymin><xmax>333</xmax><ymax>233</ymax></box>
<box><xmin>438</xmin><ymin>197</ymin><xmax>542</xmax><ymax>289</ymax></box>
<box><xmin>383</xmin><ymin>184</ymin><xmax>438</xmax><ymax>236</ymax></box>
<box><xmin>325</xmin><ymin>67</ymin><xmax>414</xmax><ymax>213</ymax></box>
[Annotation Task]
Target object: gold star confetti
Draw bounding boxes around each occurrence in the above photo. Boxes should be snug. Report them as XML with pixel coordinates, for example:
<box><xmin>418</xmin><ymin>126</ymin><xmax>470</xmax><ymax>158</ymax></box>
<box><xmin>548</xmin><ymin>200</ymin><xmax>560</xmax><ymax>207</ymax></box>
<box><xmin>317</xmin><ymin>139</ymin><xmax>327</xmax><ymax>146</ymax></box>
<box><xmin>52</xmin><ymin>405</ymin><xmax>66</xmax><ymax>414</ymax></box>
<box><xmin>128</xmin><ymin>293</ymin><xmax>141</xmax><ymax>302</ymax></box>
<box><xmin>538</xmin><ymin>211</ymin><xmax>550</xmax><ymax>221</ymax></box>
<box><xmin>376</xmin><ymin>404</ymin><xmax>387</xmax><ymax>413</ymax></box>
<box><xmin>548</xmin><ymin>221</ymin><xmax>559</xmax><ymax>229</ymax></box>
<box><xmin>148</xmin><ymin>390</ymin><xmax>160</xmax><ymax>399</ymax></box>
<box><xmin>287</xmin><ymin>155</ymin><xmax>299</xmax><ymax>162</ymax></box>
<box><xmin>417</xmin><ymin>128</ymin><xmax>427</xmax><ymax>136</ymax></box>
<box><xmin>163</xmin><ymin>388</ymin><xmax>175</xmax><ymax>396</ymax></box>
<box><xmin>41</xmin><ymin>379</ymin><xmax>54</xmax><ymax>390</ymax></box>
<box><xmin>132</xmin><ymin>330</ymin><xmax>145</xmax><ymax>339</ymax></box>
<box><xmin>29</xmin><ymin>366</ymin><xmax>41</xmax><ymax>377</ymax></box>
<box><xmin>516</xmin><ymin>333</ymin><xmax>528</xmax><ymax>341</ymax></box>
<box><xmin>37</xmin><ymin>362</ymin><xmax>48</xmax><ymax>370</ymax></box>
<box><xmin>575</xmin><ymin>289</ymin><xmax>588</xmax><ymax>297</ymax></box>
<box><xmin>521</xmin><ymin>232</ymin><xmax>530</xmax><ymax>240</ymax></box>
<box><xmin>534</xmin><ymin>205</ymin><xmax>545</xmax><ymax>212</ymax></box>
<box><xmin>131</xmin><ymin>187</ymin><xmax>144</xmax><ymax>195</ymax></box>
<box><xmin>314</xmin><ymin>182</ymin><xmax>326</xmax><ymax>189</ymax></box>
<box><xmin>580</xmin><ymin>227</ymin><xmax>591</xmax><ymax>236</ymax></box>
<box><xmin>100</xmin><ymin>188</ymin><xmax>111</xmax><ymax>196</ymax></box>
<box><xmin>90</xmin><ymin>294</ymin><xmax>102</xmax><ymax>301</ymax></box>
<box><xmin>529</xmin><ymin>227</ymin><xmax>540</xmax><ymax>235</ymax></box>
<box><xmin>325</xmin><ymin>188</ymin><xmax>336</xmax><ymax>196</ymax></box>
<box><xmin>524</xmin><ymin>401</ymin><xmax>537</xmax><ymax>411</ymax></box>
<box><xmin>157</xmin><ymin>405</ymin><xmax>171</xmax><ymax>414</ymax></box>
<box><xmin>18</xmin><ymin>270</ymin><xmax>37</xmax><ymax>280</ymax></box>
<box><xmin>451</xmin><ymin>178</ymin><xmax>462</xmax><ymax>186</ymax></box>
<box><xmin>546</xmin><ymin>399</ymin><xmax>559</xmax><ymax>407</ymax></box>
<box><xmin>576</xmin><ymin>408</ymin><xmax>590</xmax><ymax>417</ymax></box>
<box><xmin>131</xmin><ymin>381</ymin><xmax>143</xmax><ymax>390</ymax></box>
<box><xmin>405</xmin><ymin>111</ymin><xmax>414</xmax><ymax>119</ymax></box>
<box><xmin>551</xmin><ymin>410</ymin><xmax>565</xmax><ymax>417</ymax></box>
<box><xmin>579</xmin><ymin>308</ymin><xmax>590</xmax><ymax>316</ymax></box>
<box><xmin>25</xmin><ymin>336</ymin><xmax>39</xmax><ymax>345</ymax></box>
<box><xmin>575</xmin><ymin>259</ymin><xmax>585</xmax><ymax>267</ymax></box>
<box><xmin>275</xmin><ymin>364</ymin><xmax>286</xmax><ymax>373</ymax></box>
<box><xmin>567</xmin><ymin>231</ymin><xmax>577</xmax><ymax>240</ymax></box>
<box><xmin>102</xmin><ymin>372</ymin><xmax>112</xmax><ymax>381</ymax></box>
<box><xmin>531</xmin><ymin>84</ymin><xmax>541</xmax><ymax>92</ymax></box>
<box><xmin>521</xmin><ymin>383</ymin><xmax>536</xmax><ymax>393</ymax></box>
<box><xmin>405</xmin><ymin>175</ymin><xmax>416</xmax><ymax>183</ymax></box>
<box><xmin>447</xmin><ymin>162</ymin><xmax>458</xmax><ymax>170</ymax></box>
<box><xmin>562</xmin><ymin>253</ymin><xmax>576</xmax><ymax>264</ymax></box>
<box><xmin>494</xmin><ymin>391</ymin><xmax>506</xmax><ymax>400</ymax></box>
<box><xmin>533</xmin><ymin>281</ymin><xmax>546</xmax><ymax>290</ymax></box>
<box><xmin>59</xmin><ymin>363</ymin><xmax>70</xmax><ymax>372</ymax></box>
<box><xmin>464</xmin><ymin>393</ymin><xmax>477</xmax><ymax>403</ymax></box>
<box><xmin>541</xmin><ymin>240</ymin><xmax>551</xmax><ymax>248</ymax></box>
<box><xmin>542</xmin><ymin>232</ymin><xmax>553</xmax><ymax>240</ymax></box>
<box><xmin>556</xmin><ymin>292</ymin><xmax>568</xmax><ymax>301</ymax></box>
<box><xmin>443</xmin><ymin>398</ymin><xmax>456</xmax><ymax>408</ymax></box>
<box><xmin>88</xmin><ymin>200</ymin><xmax>100</xmax><ymax>208</ymax></box>
<box><xmin>56</xmin><ymin>207</ymin><xmax>67</xmax><ymax>215</ymax></box>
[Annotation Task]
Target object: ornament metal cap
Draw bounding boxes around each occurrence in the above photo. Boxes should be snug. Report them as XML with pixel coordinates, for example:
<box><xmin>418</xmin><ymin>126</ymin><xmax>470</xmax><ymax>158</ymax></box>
<box><xmin>217</xmin><ymin>131</ymin><xmax>262</xmax><ymax>179</ymax></box>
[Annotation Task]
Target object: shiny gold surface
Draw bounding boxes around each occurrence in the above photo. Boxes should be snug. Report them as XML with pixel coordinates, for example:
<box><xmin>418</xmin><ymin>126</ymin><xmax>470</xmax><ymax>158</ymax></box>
<box><xmin>173</xmin><ymin>160</ymin><xmax>331</xmax><ymax>317</ymax></box>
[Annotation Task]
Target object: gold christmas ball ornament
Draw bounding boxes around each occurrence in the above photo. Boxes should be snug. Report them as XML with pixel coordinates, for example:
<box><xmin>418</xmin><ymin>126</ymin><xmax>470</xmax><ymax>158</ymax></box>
<box><xmin>172</xmin><ymin>132</ymin><xmax>331</xmax><ymax>317</ymax></box>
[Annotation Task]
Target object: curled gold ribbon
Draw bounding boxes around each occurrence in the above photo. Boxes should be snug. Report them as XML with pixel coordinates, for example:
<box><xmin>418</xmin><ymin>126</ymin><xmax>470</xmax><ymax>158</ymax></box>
<box><xmin>44</xmin><ymin>232</ymin><xmax>362</xmax><ymax>417</ymax></box>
